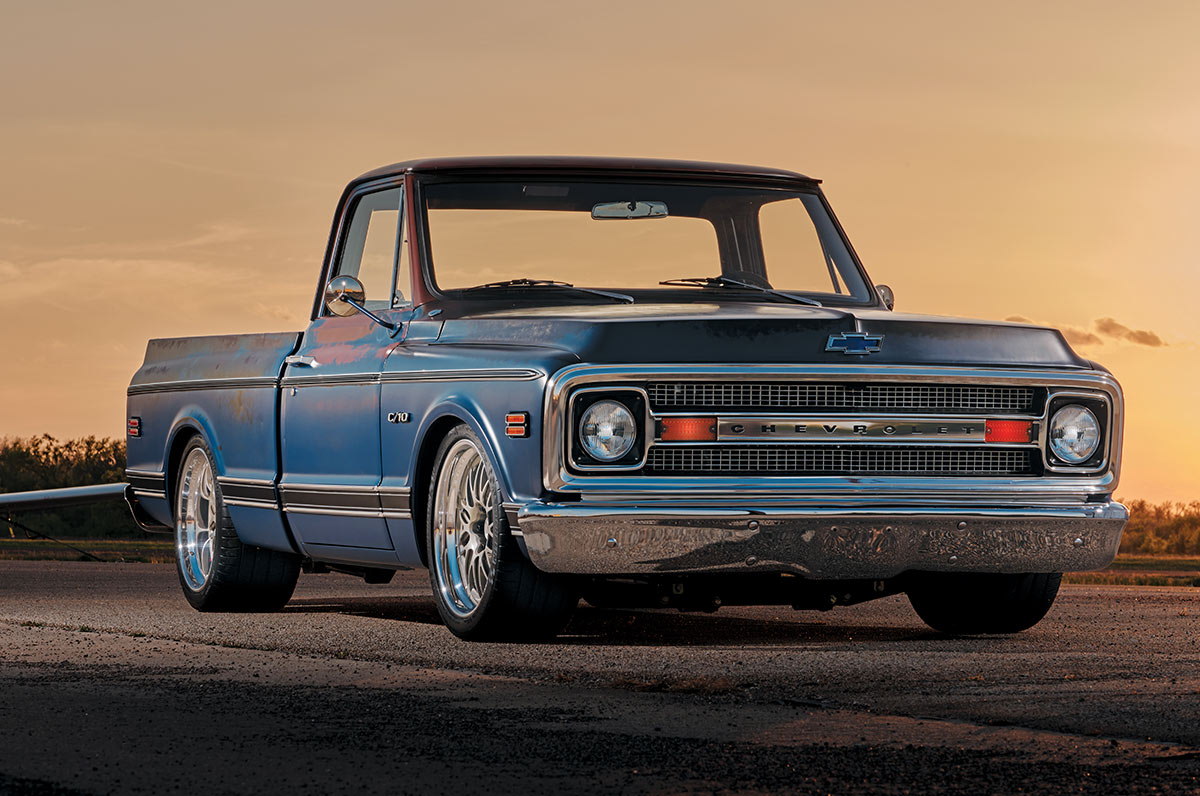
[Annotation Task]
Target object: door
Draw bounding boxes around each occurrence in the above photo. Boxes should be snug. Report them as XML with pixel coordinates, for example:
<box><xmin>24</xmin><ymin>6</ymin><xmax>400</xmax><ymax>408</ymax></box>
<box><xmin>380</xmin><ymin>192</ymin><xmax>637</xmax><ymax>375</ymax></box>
<box><xmin>280</xmin><ymin>183</ymin><xmax>412</xmax><ymax>553</ymax></box>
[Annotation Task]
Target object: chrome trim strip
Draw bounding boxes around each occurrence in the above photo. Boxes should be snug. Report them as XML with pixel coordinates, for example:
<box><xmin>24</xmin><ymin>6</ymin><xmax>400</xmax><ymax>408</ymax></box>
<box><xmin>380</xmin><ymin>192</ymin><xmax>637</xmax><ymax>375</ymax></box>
<box><xmin>126</xmin><ymin>468</ymin><xmax>166</xmax><ymax>478</ymax></box>
<box><xmin>225</xmin><ymin>497</ymin><xmax>281</xmax><ymax>510</ymax></box>
<box><xmin>130</xmin><ymin>488</ymin><xmax>167</xmax><ymax>500</ymax></box>
<box><xmin>708</xmin><ymin>414</ymin><xmax>1034</xmax><ymax>445</ymax></box>
<box><xmin>380</xmin><ymin>368</ymin><xmax>542</xmax><ymax>383</ymax></box>
<box><xmin>281</xmin><ymin>373</ymin><xmax>380</xmax><ymax>388</ymax></box>
<box><xmin>280</xmin><ymin>368</ymin><xmax>543</xmax><ymax>389</ymax></box>
<box><xmin>277</xmin><ymin>484</ymin><xmax>411</xmax><ymax>516</ymax></box>
<box><xmin>543</xmin><ymin>364</ymin><xmax>1124</xmax><ymax>495</ymax></box>
<box><xmin>280</xmin><ymin>483</ymin><xmax>384</xmax><ymax>493</ymax></box>
<box><xmin>283</xmin><ymin>505</ymin><xmax>410</xmax><ymax>519</ymax></box>
<box><xmin>216</xmin><ymin>476</ymin><xmax>276</xmax><ymax>487</ymax></box>
<box><xmin>127</xmin><ymin>377</ymin><xmax>279</xmax><ymax>396</ymax></box>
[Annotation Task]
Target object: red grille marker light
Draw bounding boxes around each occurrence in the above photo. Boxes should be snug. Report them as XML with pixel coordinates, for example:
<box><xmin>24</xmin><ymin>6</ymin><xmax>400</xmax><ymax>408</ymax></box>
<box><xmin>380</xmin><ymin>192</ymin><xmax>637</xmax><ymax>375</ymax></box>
<box><xmin>127</xmin><ymin>417</ymin><xmax>141</xmax><ymax>437</ymax></box>
<box><xmin>985</xmin><ymin>419</ymin><xmax>1032</xmax><ymax>443</ymax></box>
<box><xmin>660</xmin><ymin>417</ymin><xmax>718</xmax><ymax>442</ymax></box>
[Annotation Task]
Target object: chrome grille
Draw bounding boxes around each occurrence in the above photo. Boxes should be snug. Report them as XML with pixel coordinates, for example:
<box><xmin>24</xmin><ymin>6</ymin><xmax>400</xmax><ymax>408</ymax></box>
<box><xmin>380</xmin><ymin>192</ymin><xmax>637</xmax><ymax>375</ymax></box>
<box><xmin>645</xmin><ymin>445</ymin><xmax>1036</xmax><ymax>476</ymax></box>
<box><xmin>646</xmin><ymin>382</ymin><xmax>1037</xmax><ymax>414</ymax></box>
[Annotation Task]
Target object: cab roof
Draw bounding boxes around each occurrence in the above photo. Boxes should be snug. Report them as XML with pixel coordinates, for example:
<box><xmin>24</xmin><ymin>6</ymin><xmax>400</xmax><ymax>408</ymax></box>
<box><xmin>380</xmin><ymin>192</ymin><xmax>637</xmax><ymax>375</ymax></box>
<box><xmin>354</xmin><ymin>156</ymin><xmax>817</xmax><ymax>184</ymax></box>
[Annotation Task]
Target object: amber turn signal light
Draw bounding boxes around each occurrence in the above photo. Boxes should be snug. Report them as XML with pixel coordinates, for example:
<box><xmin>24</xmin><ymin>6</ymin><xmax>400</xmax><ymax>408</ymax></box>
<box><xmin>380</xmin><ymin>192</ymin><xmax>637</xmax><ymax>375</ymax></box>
<box><xmin>984</xmin><ymin>419</ymin><xmax>1033</xmax><ymax>443</ymax></box>
<box><xmin>660</xmin><ymin>417</ymin><xmax>717</xmax><ymax>442</ymax></box>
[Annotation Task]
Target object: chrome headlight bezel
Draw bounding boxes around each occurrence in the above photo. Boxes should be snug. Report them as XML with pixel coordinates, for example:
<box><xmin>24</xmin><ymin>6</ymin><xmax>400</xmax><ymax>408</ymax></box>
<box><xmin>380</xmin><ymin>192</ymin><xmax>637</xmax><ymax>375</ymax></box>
<box><xmin>1044</xmin><ymin>394</ymin><xmax>1109</xmax><ymax>471</ymax></box>
<box><xmin>567</xmin><ymin>387</ymin><xmax>648</xmax><ymax>471</ymax></box>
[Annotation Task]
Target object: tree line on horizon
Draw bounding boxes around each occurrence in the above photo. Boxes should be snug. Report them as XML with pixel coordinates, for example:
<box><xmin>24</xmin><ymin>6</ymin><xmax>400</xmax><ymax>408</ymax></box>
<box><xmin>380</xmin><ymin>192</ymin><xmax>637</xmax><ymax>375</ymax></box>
<box><xmin>1</xmin><ymin>435</ymin><xmax>1198</xmax><ymax>554</ymax></box>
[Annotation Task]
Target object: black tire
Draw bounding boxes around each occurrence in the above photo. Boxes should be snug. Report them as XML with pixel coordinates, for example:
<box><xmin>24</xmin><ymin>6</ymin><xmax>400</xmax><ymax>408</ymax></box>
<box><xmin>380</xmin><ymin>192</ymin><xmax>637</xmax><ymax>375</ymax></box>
<box><xmin>906</xmin><ymin>572</ymin><xmax>1062</xmax><ymax>635</ymax></box>
<box><xmin>426</xmin><ymin>425</ymin><xmax>577</xmax><ymax>640</ymax></box>
<box><xmin>173</xmin><ymin>436</ymin><xmax>301</xmax><ymax>612</ymax></box>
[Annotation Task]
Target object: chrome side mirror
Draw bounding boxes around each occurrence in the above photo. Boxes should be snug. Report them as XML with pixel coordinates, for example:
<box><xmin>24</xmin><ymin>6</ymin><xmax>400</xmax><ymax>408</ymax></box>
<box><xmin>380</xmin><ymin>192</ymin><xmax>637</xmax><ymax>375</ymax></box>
<box><xmin>325</xmin><ymin>275</ymin><xmax>366</xmax><ymax>317</ymax></box>
<box><xmin>876</xmin><ymin>284</ymin><xmax>895</xmax><ymax>310</ymax></box>
<box><xmin>323</xmin><ymin>275</ymin><xmax>397</xmax><ymax>332</ymax></box>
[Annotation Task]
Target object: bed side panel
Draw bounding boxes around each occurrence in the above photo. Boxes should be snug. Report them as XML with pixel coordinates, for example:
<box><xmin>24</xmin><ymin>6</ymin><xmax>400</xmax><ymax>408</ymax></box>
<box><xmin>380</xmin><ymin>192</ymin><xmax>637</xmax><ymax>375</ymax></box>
<box><xmin>125</xmin><ymin>332</ymin><xmax>301</xmax><ymax>551</ymax></box>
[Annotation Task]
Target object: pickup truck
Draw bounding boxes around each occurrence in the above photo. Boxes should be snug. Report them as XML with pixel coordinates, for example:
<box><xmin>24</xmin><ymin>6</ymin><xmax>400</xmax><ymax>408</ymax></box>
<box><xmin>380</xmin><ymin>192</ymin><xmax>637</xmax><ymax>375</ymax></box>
<box><xmin>123</xmin><ymin>156</ymin><xmax>1127</xmax><ymax>640</ymax></box>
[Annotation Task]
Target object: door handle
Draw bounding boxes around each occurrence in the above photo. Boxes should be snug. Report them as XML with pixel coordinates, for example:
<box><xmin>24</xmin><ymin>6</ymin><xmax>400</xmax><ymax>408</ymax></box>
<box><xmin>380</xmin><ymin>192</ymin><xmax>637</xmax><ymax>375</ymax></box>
<box><xmin>285</xmin><ymin>355</ymin><xmax>318</xmax><ymax>368</ymax></box>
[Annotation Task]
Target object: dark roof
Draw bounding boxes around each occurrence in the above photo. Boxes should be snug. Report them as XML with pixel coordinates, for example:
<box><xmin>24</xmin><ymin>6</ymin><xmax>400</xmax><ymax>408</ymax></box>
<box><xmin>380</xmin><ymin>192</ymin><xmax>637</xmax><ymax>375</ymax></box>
<box><xmin>354</xmin><ymin>156</ymin><xmax>816</xmax><ymax>184</ymax></box>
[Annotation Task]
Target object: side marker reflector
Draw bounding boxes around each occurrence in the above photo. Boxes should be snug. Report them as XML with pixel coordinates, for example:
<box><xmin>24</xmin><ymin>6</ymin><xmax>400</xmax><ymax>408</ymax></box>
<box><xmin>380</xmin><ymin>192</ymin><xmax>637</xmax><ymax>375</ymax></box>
<box><xmin>505</xmin><ymin>412</ymin><xmax>529</xmax><ymax>438</ymax></box>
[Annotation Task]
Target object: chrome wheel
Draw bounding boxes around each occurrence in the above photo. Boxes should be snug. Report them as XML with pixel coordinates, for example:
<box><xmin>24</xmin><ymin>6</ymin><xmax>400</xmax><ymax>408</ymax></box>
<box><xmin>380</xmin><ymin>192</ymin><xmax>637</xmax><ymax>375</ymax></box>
<box><xmin>431</xmin><ymin>438</ymin><xmax>498</xmax><ymax>618</ymax></box>
<box><xmin>176</xmin><ymin>447</ymin><xmax>217</xmax><ymax>591</ymax></box>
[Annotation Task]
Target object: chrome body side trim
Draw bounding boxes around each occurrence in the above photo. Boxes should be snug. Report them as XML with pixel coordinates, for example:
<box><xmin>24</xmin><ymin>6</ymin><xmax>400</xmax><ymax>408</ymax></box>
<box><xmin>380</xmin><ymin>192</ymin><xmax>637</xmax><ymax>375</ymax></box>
<box><xmin>277</xmin><ymin>484</ymin><xmax>411</xmax><ymax>519</ymax></box>
<box><xmin>127</xmin><ymin>377</ymin><xmax>279</xmax><ymax>396</ymax></box>
<box><xmin>284</xmin><ymin>506</ymin><xmax>411</xmax><ymax>519</ymax></box>
<box><xmin>280</xmin><ymin>368</ymin><xmax>544</xmax><ymax>389</ymax></box>
<box><xmin>517</xmin><ymin>499</ymin><xmax>1128</xmax><ymax>578</ymax></box>
<box><xmin>542</xmin><ymin>364</ymin><xmax>1124</xmax><ymax>497</ymax></box>
<box><xmin>380</xmin><ymin>368</ymin><xmax>542</xmax><ymax>383</ymax></box>
<box><xmin>126</xmin><ymin>469</ymin><xmax>168</xmax><ymax>501</ymax></box>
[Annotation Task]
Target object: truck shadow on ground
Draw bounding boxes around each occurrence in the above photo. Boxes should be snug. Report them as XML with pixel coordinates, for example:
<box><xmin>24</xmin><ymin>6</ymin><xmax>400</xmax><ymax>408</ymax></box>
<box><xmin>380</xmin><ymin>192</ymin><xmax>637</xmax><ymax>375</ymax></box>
<box><xmin>285</xmin><ymin>595</ymin><xmax>930</xmax><ymax>645</ymax></box>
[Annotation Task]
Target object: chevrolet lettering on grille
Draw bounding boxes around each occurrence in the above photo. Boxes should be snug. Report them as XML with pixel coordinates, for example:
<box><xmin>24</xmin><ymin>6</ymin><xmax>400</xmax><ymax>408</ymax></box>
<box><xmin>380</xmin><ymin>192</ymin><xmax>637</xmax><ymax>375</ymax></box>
<box><xmin>826</xmin><ymin>332</ymin><xmax>884</xmax><ymax>355</ymax></box>
<box><xmin>717</xmin><ymin>418</ymin><xmax>998</xmax><ymax>443</ymax></box>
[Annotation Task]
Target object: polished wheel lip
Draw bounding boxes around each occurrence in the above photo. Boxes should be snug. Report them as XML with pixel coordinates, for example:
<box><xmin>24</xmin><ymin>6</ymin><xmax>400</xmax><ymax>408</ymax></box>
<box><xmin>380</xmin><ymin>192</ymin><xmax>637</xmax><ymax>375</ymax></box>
<box><xmin>432</xmin><ymin>438</ymin><xmax>498</xmax><ymax>619</ymax></box>
<box><xmin>176</xmin><ymin>447</ymin><xmax>217</xmax><ymax>591</ymax></box>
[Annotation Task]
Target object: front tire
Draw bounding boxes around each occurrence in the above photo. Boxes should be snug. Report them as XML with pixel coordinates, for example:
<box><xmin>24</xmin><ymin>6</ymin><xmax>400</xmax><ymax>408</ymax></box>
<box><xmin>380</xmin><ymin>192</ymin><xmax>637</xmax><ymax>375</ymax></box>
<box><xmin>426</xmin><ymin>425</ymin><xmax>577</xmax><ymax>640</ymax></box>
<box><xmin>174</xmin><ymin>436</ymin><xmax>300</xmax><ymax>612</ymax></box>
<box><xmin>906</xmin><ymin>572</ymin><xmax>1062</xmax><ymax>635</ymax></box>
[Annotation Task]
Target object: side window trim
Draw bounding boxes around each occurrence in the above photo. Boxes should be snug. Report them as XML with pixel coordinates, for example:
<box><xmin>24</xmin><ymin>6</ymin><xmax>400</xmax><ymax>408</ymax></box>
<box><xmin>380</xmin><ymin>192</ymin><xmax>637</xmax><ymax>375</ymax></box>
<box><xmin>390</xmin><ymin>185</ymin><xmax>410</xmax><ymax>308</ymax></box>
<box><xmin>327</xmin><ymin>181</ymin><xmax>405</xmax><ymax>315</ymax></box>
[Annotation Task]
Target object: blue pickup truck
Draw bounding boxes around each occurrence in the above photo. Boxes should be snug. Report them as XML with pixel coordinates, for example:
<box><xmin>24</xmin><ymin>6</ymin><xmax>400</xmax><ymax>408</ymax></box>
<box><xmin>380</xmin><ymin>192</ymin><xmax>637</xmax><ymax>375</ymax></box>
<box><xmin>123</xmin><ymin>157</ymin><xmax>1127</xmax><ymax>640</ymax></box>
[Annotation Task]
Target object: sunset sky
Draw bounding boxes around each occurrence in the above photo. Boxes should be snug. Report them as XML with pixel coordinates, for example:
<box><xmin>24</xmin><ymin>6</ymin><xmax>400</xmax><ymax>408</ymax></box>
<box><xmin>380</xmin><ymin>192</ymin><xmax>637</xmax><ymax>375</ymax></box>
<box><xmin>2</xmin><ymin>1</ymin><xmax>1197</xmax><ymax>501</ymax></box>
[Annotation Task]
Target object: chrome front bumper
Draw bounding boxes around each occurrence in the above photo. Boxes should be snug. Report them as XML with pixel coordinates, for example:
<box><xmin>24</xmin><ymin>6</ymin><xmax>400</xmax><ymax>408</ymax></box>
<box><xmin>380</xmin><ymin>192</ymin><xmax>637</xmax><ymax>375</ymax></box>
<box><xmin>517</xmin><ymin>501</ymin><xmax>1128</xmax><ymax>579</ymax></box>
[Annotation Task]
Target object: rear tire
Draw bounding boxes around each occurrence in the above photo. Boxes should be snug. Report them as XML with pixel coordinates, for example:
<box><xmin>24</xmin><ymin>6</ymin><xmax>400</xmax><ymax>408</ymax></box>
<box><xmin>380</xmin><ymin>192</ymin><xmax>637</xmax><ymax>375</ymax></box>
<box><xmin>174</xmin><ymin>436</ymin><xmax>300</xmax><ymax>612</ymax></box>
<box><xmin>426</xmin><ymin>425</ymin><xmax>577</xmax><ymax>640</ymax></box>
<box><xmin>907</xmin><ymin>572</ymin><xmax>1062</xmax><ymax>635</ymax></box>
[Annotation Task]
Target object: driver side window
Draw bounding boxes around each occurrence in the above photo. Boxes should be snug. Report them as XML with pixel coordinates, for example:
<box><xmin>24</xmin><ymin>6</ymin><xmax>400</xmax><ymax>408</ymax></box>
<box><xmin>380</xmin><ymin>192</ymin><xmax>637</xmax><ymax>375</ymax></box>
<box><xmin>334</xmin><ymin>186</ymin><xmax>410</xmax><ymax>310</ymax></box>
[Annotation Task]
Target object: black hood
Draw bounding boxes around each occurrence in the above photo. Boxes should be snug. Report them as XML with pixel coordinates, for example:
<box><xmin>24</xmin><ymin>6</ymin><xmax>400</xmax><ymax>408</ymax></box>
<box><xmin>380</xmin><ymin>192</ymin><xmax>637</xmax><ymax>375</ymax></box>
<box><xmin>430</xmin><ymin>303</ymin><xmax>1090</xmax><ymax>369</ymax></box>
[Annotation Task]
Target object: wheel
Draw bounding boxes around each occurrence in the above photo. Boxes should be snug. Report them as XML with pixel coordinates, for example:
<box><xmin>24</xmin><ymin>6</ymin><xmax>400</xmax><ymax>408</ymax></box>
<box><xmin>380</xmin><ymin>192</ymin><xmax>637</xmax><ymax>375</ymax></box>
<box><xmin>906</xmin><ymin>572</ymin><xmax>1062</xmax><ymax>635</ymax></box>
<box><xmin>174</xmin><ymin>436</ymin><xmax>300</xmax><ymax>612</ymax></box>
<box><xmin>427</xmin><ymin>425</ymin><xmax>577</xmax><ymax>640</ymax></box>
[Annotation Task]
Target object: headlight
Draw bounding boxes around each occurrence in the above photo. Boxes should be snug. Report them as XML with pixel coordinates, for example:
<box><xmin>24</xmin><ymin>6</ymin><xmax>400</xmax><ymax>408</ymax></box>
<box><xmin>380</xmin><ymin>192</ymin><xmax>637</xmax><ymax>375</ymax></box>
<box><xmin>579</xmin><ymin>400</ymin><xmax>637</xmax><ymax>461</ymax></box>
<box><xmin>1048</xmin><ymin>404</ymin><xmax>1100</xmax><ymax>463</ymax></box>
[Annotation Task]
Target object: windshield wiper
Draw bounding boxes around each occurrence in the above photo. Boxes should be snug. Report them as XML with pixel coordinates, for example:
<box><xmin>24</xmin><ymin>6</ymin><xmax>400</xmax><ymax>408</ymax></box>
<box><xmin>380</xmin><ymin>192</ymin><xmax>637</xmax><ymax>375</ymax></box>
<box><xmin>459</xmin><ymin>278</ymin><xmax>634</xmax><ymax>304</ymax></box>
<box><xmin>659</xmin><ymin>275</ymin><xmax>823</xmax><ymax>306</ymax></box>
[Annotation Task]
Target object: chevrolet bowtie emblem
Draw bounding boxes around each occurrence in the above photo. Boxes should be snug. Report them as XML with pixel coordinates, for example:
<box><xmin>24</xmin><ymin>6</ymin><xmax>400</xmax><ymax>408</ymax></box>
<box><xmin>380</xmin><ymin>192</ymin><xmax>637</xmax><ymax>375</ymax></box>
<box><xmin>826</xmin><ymin>331</ymin><xmax>884</xmax><ymax>355</ymax></box>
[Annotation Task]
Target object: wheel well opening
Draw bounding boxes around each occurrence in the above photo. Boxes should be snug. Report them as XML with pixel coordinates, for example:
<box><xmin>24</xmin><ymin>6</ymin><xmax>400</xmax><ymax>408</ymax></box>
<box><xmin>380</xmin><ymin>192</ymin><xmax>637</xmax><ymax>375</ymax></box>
<box><xmin>165</xmin><ymin>428</ymin><xmax>201</xmax><ymax>517</ymax></box>
<box><xmin>411</xmin><ymin>416</ymin><xmax>466</xmax><ymax>567</ymax></box>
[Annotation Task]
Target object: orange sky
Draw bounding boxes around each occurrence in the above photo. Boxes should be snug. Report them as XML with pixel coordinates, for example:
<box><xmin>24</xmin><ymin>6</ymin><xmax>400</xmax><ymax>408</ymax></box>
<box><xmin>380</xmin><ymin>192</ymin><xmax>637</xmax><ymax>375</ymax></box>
<box><xmin>2</xmin><ymin>1</ymin><xmax>1197</xmax><ymax>502</ymax></box>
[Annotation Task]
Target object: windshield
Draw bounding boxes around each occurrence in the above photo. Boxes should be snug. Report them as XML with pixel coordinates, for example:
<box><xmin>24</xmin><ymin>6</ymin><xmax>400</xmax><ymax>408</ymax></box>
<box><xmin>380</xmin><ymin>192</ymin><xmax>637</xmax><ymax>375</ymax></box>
<box><xmin>421</xmin><ymin>178</ymin><xmax>873</xmax><ymax>303</ymax></box>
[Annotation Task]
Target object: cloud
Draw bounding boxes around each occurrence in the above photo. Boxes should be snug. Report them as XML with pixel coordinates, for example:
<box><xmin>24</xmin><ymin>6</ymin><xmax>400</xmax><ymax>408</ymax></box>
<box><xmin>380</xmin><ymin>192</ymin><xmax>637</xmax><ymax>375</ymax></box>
<box><xmin>0</xmin><ymin>261</ymin><xmax>19</xmax><ymax>278</ymax></box>
<box><xmin>1062</xmin><ymin>327</ymin><xmax>1103</xmax><ymax>347</ymax></box>
<box><xmin>1095</xmin><ymin>317</ymin><xmax>1166</xmax><ymax>347</ymax></box>
<box><xmin>0</xmin><ymin>217</ymin><xmax>28</xmax><ymax>227</ymax></box>
<box><xmin>1005</xmin><ymin>315</ymin><xmax>1032</xmax><ymax>324</ymax></box>
<box><xmin>167</xmin><ymin>223</ymin><xmax>256</xmax><ymax>249</ymax></box>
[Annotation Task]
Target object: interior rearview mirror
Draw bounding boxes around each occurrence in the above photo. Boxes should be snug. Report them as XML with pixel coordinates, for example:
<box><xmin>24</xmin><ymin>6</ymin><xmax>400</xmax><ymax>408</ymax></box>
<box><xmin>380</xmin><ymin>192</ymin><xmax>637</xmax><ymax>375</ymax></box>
<box><xmin>592</xmin><ymin>200</ymin><xmax>668</xmax><ymax>220</ymax></box>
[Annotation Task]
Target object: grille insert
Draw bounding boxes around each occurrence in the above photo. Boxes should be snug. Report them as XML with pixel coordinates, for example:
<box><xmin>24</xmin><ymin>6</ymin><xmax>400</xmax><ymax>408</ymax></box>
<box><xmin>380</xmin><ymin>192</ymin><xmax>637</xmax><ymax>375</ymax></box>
<box><xmin>646</xmin><ymin>382</ymin><xmax>1037</xmax><ymax>414</ymax></box>
<box><xmin>645</xmin><ymin>445</ymin><xmax>1037</xmax><ymax>476</ymax></box>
